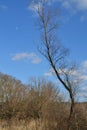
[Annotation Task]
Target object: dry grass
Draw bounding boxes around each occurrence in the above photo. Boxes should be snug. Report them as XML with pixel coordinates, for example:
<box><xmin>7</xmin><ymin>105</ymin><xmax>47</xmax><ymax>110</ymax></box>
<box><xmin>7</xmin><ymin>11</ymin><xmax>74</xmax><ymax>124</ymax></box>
<box><xmin>0</xmin><ymin>119</ymin><xmax>43</xmax><ymax>130</ymax></box>
<box><xmin>0</xmin><ymin>119</ymin><xmax>75</xmax><ymax>130</ymax></box>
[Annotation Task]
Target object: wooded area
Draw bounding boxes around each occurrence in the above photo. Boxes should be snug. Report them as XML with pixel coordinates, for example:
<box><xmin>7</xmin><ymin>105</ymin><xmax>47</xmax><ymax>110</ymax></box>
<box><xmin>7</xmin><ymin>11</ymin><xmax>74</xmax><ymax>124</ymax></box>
<box><xmin>0</xmin><ymin>73</ymin><xmax>87</xmax><ymax>130</ymax></box>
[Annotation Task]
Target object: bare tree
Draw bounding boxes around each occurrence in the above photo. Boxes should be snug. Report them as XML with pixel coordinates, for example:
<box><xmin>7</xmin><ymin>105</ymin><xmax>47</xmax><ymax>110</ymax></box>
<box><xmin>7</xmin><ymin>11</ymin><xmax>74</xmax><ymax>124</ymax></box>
<box><xmin>0</xmin><ymin>73</ymin><xmax>27</xmax><ymax>119</ymax></box>
<box><xmin>31</xmin><ymin>0</ymin><xmax>80</xmax><ymax>120</ymax></box>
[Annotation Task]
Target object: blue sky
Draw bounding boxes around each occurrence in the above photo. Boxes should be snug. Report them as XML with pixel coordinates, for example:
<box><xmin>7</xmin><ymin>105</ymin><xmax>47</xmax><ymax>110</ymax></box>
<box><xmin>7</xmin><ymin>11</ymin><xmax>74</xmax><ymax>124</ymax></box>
<box><xmin>0</xmin><ymin>0</ymin><xmax>87</xmax><ymax>100</ymax></box>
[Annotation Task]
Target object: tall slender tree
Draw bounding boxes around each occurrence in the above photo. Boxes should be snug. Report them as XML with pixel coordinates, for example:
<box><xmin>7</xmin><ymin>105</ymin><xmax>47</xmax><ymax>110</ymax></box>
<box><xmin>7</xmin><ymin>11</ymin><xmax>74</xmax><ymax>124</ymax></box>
<box><xmin>31</xmin><ymin>0</ymin><xmax>80</xmax><ymax>120</ymax></box>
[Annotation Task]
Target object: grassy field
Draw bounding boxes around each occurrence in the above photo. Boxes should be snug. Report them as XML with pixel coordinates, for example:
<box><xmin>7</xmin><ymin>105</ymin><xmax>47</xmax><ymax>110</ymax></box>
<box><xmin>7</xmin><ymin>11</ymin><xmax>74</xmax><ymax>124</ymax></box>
<box><xmin>0</xmin><ymin>119</ymin><xmax>43</xmax><ymax>130</ymax></box>
<box><xmin>0</xmin><ymin>118</ymin><xmax>87</xmax><ymax>130</ymax></box>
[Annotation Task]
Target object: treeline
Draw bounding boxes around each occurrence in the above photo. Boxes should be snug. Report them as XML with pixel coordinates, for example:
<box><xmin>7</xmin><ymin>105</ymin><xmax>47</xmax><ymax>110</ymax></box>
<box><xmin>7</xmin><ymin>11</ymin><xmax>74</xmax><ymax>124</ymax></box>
<box><xmin>0</xmin><ymin>73</ymin><xmax>87</xmax><ymax>130</ymax></box>
<box><xmin>0</xmin><ymin>73</ymin><xmax>64</xmax><ymax>120</ymax></box>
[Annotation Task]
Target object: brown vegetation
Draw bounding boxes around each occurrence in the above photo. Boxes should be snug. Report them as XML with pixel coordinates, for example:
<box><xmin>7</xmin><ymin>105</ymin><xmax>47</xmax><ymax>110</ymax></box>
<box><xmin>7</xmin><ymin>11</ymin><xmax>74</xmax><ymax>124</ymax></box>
<box><xmin>0</xmin><ymin>73</ymin><xmax>87</xmax><ymax>130</ymax></box>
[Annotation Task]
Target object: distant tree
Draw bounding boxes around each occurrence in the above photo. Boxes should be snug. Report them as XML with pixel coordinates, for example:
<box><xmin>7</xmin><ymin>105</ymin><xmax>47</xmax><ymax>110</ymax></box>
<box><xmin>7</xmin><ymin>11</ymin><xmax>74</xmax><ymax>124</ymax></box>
<box><xmin>26</xmin><ymin>78</ymin><xmax>63</xmax><ymax>119</ymax></box>
<box><xmin>27</xmin><ymin>78</ymin><xmax>67</xmax><ymax>130</ymax></box>
<box><xmin>32</xmin><ymin>0</ymin><xmax>80</xmax><ymax>120</ymax></box>
<box><xmin>0</xmin><ymin>73</ymin><xmax>27</xmax><ymax>119</ymax></box>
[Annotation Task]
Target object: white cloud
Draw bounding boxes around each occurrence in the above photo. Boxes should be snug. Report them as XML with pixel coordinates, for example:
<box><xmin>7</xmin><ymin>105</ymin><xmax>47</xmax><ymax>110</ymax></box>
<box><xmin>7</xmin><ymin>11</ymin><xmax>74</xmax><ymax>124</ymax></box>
<box><xmin>82</xmin><ymin>60</ymin><xmax>87</xmax><ymax>69</ymax></box>
<box><xmin>44</xmin><ymin>60</ymin><xmax>87</xmax><ymax>100</ymax></box>
<box><xmin>29</xmin><ymin>0</ymin><xmax>87</xmax><ymax>22</ymax></box>
<box><xmin>44</xmin><ymin>60</ymin><xmax>87</xmax><ymax>81</ymax></box>
<box><xmin>58</xmin><ymin>0</ymin><xmax>87</xmax><ymax>11</ymax></box>
<box><xmin>80</xmin><ymin>86</ymin><xmax>87</xmax><ymax>91</ymax></box>
<box><xmin>62</xmin><ymin>1</ymin><xmax>71</xmax><ymax>9</ymax></box>
<box><xmin>28</xmin><ymin>2</ymin><xmax>42</xmax><ymax>12</ymax></box>
<box><xmin>44</xmin><ymin>68</ymin><xmax>56</xmax><ymax>77</ymax></box>
<box><xmin>60</xmin><ymin>0</ymin><xmax>87</xmax><ymax>22</ymax></box>
<box><xmin>12</xmin><ymin>52</ymin><xmax>41</xmax><ymax>64</ymax></box>
<box><xmin>77</xmin><ymin>92</ymin><xmax>85</xmax><ymax>97</ymax></box>
<box><xmin>28</xmin><ymin>0</ymin><xmax>58</xmax><ymax>12</ymax></box>
<box><xmin>29</xmin><ymin>0</ymin><xmax>87</xmax><ymax>12</ymax></box>
<box><xmin>29</xmin><ymin>0</ymin><xmax>87</xmax><ymax>11</ymax></box>
<box><xmin>76</xmin><ymin>0</ymin><xmax>87</xmax><ymax>11</ymax></box>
